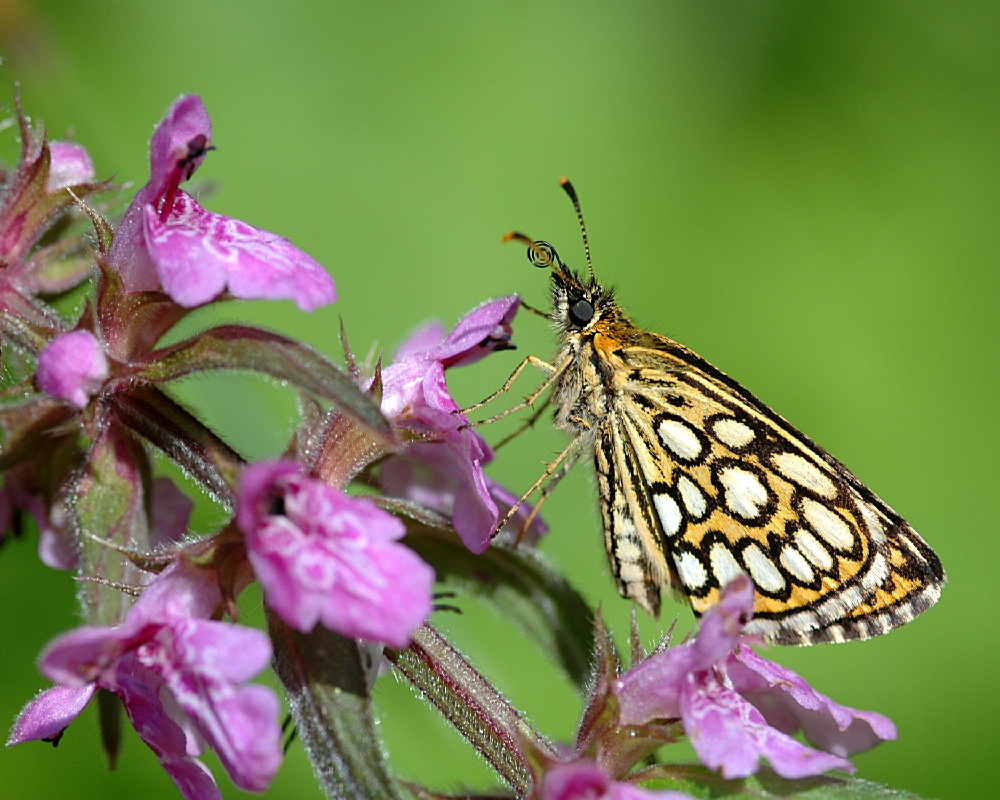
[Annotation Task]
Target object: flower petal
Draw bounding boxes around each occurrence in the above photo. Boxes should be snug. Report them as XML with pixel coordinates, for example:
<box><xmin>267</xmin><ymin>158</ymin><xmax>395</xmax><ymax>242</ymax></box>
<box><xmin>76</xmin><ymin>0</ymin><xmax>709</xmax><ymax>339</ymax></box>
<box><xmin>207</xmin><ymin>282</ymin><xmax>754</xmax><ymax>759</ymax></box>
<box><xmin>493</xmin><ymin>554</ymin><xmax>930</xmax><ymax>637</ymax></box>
<box><xmin>438</xmin><ymin>294</ymin><xmax>519</xmax><ymax>368</ymax></box>
<box><xmin>681</xmin><ymin>676</ymin><xmax>853</xmax><ymax>780</ymax></box>
<box><xmin>614</xmin><ymin>576</ymin><xmax>755</xmax><ymax>725</ymax></box>
<box><xmin>46</xmin><ymin>142</ymin><xmax>95</xmax><ymax>191</ymax></box>
<box><xmin>36</xmin><ymin>330</ymin><xmax>108</xmax><ymax>408</ymax></box>
<box><xmin>7</xmin><ymin>684</ymin><xmax>96</xmax><ymax>745</ymax></box>
<box><xmin>115</xmin><ymin>662</ymin><xmax>224</xmax><ymax>800</ymax></box>
<box><xmin>728</xmin><ymin>645</ymin><xmax>897</xmax><ymax>757</ymax></box>
<box><xmin>144</xmin><ymin>192</ymin><xmax>334</xmax><ymax>310</ymax></box>
<box><xmin>148</xmin><ymin>95</ymin><xmax>212</xmax><ymax>192</ymax></box>
<box><xmin>238</xmin><ymin>462</ymin><xmax>434</xmax><ymax>646</ymax></box>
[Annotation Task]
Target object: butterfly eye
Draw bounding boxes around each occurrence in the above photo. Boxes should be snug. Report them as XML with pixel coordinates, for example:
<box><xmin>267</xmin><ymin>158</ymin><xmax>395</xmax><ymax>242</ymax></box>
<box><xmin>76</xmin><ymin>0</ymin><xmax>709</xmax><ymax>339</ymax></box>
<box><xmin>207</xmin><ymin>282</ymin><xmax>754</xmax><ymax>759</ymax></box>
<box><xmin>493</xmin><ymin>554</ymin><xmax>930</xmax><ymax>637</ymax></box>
<box><xmin>569</xmin><ymin>298</ymin><xmax>595</xmax><ymax>328</ymax></box>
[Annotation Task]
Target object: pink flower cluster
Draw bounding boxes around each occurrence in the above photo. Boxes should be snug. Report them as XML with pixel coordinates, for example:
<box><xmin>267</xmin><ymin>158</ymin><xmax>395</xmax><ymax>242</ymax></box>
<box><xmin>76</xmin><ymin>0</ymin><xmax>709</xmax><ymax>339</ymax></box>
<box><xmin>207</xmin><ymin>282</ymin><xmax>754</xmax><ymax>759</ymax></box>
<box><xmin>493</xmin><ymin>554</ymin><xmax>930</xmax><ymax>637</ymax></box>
<box><xmin>5</xmin><ymin>92</ymin><xmax>548</xmax><ymax>799</ymax></box>
<box><xmin>10</xmin><ymin>563</ymin><xmax>281</xmax><ymax>799</ymax></box>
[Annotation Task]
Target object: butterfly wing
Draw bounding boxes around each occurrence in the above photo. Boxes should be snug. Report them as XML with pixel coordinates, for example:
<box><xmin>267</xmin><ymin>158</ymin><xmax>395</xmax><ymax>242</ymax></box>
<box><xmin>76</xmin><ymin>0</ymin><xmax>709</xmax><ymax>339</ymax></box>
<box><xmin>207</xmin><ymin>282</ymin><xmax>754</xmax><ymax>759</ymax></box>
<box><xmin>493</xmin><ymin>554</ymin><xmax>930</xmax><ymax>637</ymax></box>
<box><xmin>602</xmin><ymin>336</ymin><xmax>944</xmax><ymax>645</ymax></box>
<box><xmin>593</xmin><ymin>412</ymin><xmax>672</xmax><ymax>617</ymax></box>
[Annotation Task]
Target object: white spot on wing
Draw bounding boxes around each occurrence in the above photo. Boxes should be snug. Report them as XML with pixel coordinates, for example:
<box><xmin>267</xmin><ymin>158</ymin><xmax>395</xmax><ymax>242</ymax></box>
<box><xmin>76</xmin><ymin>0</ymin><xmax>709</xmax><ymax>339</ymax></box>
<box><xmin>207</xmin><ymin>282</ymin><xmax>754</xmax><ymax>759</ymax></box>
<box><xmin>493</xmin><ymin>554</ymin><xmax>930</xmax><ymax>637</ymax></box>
<box><xmin>613</xmin><ymin>512</ymin><xmax>637</xmax><ymax>541</ymax></box>
<box><xmin>677</xmin><ymin>475</ymin><xmax>707</xmax><ymax>518</ymax></box>
<box><xmin>619</xmin><ymin>562</ymin><xmax>646</xmax><ymax>583</ymax></box>
<box><xmin>859</xmin><ymin>502</ymin><xmax>888</xmax><ymax>545</ymax></box>
<box><xmin>673</xmin><ymin>551</ymin><xmax>708</xmax><ymax>589</ymax></box>
<box><xmin>780</xmin><ymin>545</ymin><xmax>815</xmax><ymax>584</ymax></box>
<box><xmin>718</xmin><ymin>466</ymin><xmax>769</xmax><ymax>518</ymax></box>
<box><xmin>795</xmin><ymin>529</ymin><xmax>834</xmax><ymax>570</ymax></box>
<box><xmin>742</xmin><ymin>543</ymin><xmax>786</xmax><ymax>593</ymax></box>
<box><xmin>710</xmin><ymin>543</ymin><xmax>744</xmax><ymax>587</ymax></box>
<box><xmin>802</xmin><ymin>498</ymin><xmax>855</xmax><ymax>551</ymax></box>
<box><xmin>712</xmin><ymin>417</ymin><xmax>756</xmax><ymax>448</ymax></box>
<box><xmin>771</xmin><ymin>452</ymin><xmax>838</xmax><ymax>499</ymax></box>
<box><xmin>614</xmin><ymin>537</ymin><xmax>643</xmax><ymax>561</ymax></box>
<box><xmin>867</xmin><ymin>552</ymin><xmax>890</xmax><ymax>586</ymax></box>
<box><xmin>653</xmin><ymin>492</ymin><xmax>683</xmax><ymax>537</ymax></box>
<box><xmin>658</xmin><ymin>419</ymin><xmax>702</xmax><ymax>461</ymax></box>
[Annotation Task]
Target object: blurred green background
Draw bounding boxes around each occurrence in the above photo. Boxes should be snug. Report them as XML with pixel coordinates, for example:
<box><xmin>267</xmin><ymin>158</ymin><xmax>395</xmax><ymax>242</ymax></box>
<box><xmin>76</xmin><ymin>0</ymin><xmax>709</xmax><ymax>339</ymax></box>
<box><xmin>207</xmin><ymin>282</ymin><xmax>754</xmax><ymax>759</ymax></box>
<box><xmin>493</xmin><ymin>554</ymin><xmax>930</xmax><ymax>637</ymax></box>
<box><xmin>0</xmin><ymin>2</ymin><xmax>995</xmax><ymax>799</ymax></box>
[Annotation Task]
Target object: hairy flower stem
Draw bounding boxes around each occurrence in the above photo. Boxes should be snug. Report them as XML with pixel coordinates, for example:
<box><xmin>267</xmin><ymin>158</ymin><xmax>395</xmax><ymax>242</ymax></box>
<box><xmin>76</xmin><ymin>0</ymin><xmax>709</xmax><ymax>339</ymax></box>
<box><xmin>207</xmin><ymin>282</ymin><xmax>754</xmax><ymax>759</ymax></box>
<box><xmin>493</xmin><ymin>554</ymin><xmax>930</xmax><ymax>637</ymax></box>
<box><xmin>386</xmin><ymin>624</ymin><xmax>558</xmax><ymax>796</ymax></box>
<box><xmin>266</xmin><ymin>607</ymin><xmax>410</xmax><ymax>800</ymax></box>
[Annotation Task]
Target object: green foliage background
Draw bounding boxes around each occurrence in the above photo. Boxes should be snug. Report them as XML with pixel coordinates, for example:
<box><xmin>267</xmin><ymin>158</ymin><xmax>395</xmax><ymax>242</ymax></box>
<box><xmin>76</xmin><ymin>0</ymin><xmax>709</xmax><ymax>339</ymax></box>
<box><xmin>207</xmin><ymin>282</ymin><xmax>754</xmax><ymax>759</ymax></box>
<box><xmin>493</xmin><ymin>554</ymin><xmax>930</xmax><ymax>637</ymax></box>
<box><xmin>0</xmin><ymin>3</ymin><xmax>994</xmax><ymax>799</ymax></box>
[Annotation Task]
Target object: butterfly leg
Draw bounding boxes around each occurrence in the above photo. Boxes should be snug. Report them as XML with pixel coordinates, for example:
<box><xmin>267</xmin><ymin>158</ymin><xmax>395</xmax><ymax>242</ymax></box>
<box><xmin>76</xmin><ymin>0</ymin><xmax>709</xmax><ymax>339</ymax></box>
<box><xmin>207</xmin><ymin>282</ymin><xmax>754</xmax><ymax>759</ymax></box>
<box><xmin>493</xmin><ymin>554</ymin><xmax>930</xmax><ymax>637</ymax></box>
<box><xmin>511</xmin><ymin>444</ymin><xmax>585</xmax><ymax>545</ymax></box>
<box><xmin>492</xmin><ymin>430</ymin><xmax>588</xmax><ymax>542</ymax></box>
<box><xmin>517</xmin><ymin>298</ymin><xmax>550</xmax><ymax>318</ymax></box>
<box><xmin>461</xmin><ymin>353</ymin><xmax>570</xmax><ymax>424</ymax></box>
<box><xmin>491</xmin><ymin>394</ymin><xmax>554</xmax><ymax>451</ymax></box>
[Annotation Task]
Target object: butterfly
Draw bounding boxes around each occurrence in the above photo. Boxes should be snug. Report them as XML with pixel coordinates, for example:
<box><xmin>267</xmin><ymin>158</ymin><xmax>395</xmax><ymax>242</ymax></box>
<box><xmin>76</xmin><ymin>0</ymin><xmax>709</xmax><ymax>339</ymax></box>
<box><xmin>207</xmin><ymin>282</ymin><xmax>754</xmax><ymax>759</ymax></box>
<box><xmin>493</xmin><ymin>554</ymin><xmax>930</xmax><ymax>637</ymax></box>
<box><xmin>476</xmin><ymin>178</ymin><xmax>944</xmax><ymax>645</ymax></box>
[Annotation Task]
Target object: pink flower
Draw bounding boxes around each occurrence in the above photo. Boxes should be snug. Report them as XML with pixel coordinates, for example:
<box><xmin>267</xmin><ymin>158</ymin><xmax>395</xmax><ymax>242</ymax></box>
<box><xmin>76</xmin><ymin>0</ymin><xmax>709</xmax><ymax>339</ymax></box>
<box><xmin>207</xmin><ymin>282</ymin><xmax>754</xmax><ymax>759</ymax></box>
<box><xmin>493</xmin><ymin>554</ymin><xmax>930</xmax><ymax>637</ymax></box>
<box><xmin>726</xmin><ymin>646</ymin><xmax>897</xmax><ymax>758</ymax></box>
<box><xmin>108</xmin><ymin>95</ymin><xmax>334</xmax><ymax>310</ymax></box>
<box><xmin>15</xmin><ymin>561</ymin><xmax>282</xmax><ymax>798</ymax></box>
<box><xmin>613</xmin><ymin>575</ymin><xmax>895</xmax><ymax>780</ymax></box>
<box><xmin>541</xmin><ymin>760</ymin><xmax>694</xmax><ymax>800</ymax></box>
<box><xmin>237</xmin><ymin>460</ymin><xmax>434</xmax><ymax>648</ymax></box>
<box><xmin>46</xmin><ymin>141</ymin><xmax>95</xmax><ymax>191</ymax></box>
<box><xmin>35</xmin><ymin>329</ymin><xmax>108</xmax><ymax>408</ymax></box>
<box><xmin>379</xmin><ymin>295</ymin><xmax>545</xmax><ymax>553</ymax></box>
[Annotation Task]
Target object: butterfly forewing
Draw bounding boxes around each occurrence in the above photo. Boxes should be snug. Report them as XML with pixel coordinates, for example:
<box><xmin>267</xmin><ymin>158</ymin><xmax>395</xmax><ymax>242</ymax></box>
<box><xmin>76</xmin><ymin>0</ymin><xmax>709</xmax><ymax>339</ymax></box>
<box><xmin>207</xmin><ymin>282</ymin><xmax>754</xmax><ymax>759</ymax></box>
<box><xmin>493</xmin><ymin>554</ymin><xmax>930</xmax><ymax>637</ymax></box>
<box><xmin>604</xmin><ymin>335</ymin><xmax>943</xmax><ymax>644</ymax></box>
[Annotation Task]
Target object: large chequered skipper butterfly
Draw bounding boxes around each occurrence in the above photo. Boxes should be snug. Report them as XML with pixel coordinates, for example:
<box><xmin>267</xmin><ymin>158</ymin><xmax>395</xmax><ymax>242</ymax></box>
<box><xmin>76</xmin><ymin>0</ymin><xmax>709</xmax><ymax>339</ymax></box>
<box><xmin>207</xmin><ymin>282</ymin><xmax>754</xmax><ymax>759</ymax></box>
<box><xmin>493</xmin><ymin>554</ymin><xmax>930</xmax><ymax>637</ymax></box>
<box><xmin>475</xmin><ymin>179</ymin><xmax>944</xmax><ymax>645</ymax></box>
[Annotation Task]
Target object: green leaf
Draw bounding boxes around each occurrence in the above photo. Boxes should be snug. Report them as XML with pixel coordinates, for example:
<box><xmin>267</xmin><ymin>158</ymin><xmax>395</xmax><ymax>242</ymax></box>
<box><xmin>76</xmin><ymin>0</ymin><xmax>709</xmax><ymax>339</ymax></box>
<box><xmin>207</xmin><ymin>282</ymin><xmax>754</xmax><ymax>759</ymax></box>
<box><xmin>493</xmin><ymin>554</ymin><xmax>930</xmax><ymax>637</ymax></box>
<box><xmin>635</xmin><ymin>764</ymin><xmax>933</xmax><ymax>800</ymax></box>
<box><xmin>136</xmin><ymin>323</ymin><xmax>395</xmax><ymax>447</ymax></box>
<box><xmin>406</xmin><ymin>527</ymin><xmax>595</xmax><ymax>691</ymax></box>
<box><xmin>266</xmin><ymin>609</ymin><xmax>412</xmax><ymax>800</ymax></box>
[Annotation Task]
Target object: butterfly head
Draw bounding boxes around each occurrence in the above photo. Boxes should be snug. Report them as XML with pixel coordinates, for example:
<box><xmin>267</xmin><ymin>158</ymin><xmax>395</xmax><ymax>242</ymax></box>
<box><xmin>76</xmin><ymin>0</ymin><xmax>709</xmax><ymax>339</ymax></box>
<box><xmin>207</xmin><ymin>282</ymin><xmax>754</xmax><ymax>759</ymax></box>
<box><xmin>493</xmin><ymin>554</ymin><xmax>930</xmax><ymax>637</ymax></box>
<box><xmin>501</xmin><ymin>233</ymin><xmax>608</xmax><ymax>336</ymax></box>
<box><xmin>504</xmin><ymin>178</ymin><xmax>622</xmax><ymax>337</ymax></box>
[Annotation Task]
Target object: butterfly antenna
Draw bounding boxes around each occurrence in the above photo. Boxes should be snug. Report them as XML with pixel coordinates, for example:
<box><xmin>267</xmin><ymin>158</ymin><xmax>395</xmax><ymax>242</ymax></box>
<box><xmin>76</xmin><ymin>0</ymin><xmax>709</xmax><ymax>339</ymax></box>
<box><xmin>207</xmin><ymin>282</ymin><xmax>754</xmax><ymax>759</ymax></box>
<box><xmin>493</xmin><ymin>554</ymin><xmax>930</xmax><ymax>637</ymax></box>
<box><xmin>502</xmin><ymin>231</ymin><xmax>564</xmax><ymax>271</ymax></box>
<box><xmin>559</xmin><ymin>177</ymin><xmax>595</xmax><ymax>281</ymax></box>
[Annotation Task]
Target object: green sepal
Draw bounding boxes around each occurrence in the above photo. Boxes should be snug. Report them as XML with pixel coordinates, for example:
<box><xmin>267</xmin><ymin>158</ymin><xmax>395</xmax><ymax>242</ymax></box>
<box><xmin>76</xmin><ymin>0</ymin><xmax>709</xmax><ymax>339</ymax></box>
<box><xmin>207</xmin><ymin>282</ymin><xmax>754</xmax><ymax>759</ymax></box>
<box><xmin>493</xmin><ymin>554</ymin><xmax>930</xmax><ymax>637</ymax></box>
<box><xmin>95</xmin><ymin>262</ymin><xmax>191</xmax><ymax>361</ymax></box>
<box><xmin>0</xmin><ymin>102</ymin><xmax>112</xmax><ymax>270</ymax></box>
<box><xmin>70</xmin><ymin>423</ymin><xmax>152</xmax><ymax>626</ymax></box>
